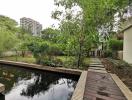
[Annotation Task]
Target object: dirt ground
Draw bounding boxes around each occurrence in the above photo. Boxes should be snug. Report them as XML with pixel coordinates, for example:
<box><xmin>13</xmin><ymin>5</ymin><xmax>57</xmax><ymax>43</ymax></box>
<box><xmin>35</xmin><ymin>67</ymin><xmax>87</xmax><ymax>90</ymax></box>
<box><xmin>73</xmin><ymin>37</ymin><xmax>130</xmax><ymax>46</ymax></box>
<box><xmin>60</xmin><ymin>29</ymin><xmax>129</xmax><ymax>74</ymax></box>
<box><xmin>101</xmin><ymin>58</ymin><xmax>132</xmax><ymax>91</ymax></box>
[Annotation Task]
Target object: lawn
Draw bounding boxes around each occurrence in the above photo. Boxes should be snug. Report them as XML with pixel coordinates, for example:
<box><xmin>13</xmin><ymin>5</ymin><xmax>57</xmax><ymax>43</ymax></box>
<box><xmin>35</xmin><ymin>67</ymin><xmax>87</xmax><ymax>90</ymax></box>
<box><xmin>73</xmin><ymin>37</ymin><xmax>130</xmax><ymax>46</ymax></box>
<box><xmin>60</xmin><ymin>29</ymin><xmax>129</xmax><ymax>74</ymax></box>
<box><xmin>0</xmin><ymin>56</ymin><xmax>36</xmax><ymax>64</ymax></box>
<box><xmin>0</xmin><ymin>56</ymin><xmax>90</xmax><ymax>70</ymax></box>
<box><xmin>57</xmin><ymin>56</ymin><xmax>90</xmax><ymax>70</ymax></box>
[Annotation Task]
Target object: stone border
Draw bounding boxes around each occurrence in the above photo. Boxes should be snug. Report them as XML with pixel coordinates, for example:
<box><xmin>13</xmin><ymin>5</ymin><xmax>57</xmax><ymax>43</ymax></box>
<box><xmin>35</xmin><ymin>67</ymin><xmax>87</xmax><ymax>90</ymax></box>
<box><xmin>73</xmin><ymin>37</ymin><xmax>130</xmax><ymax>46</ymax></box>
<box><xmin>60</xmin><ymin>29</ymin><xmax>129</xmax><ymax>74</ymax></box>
<box><xmin>0</xmin><ymin>60</ymin><xmax>86</xmax><ymax>99</ymax></box>
<box><xmin>71</xmin><ymin>71</ymin><xmax>87</xmax><ymax>100</ymax></box>
<box><xmin>111</xmin><ymin>74</ymin><xmax>132</xmax><ymax>100</ymax></box>
<box><xmin>0</xmin><ymin>60</ymin><xmax>82</xmax><ymax>75</ymax></box>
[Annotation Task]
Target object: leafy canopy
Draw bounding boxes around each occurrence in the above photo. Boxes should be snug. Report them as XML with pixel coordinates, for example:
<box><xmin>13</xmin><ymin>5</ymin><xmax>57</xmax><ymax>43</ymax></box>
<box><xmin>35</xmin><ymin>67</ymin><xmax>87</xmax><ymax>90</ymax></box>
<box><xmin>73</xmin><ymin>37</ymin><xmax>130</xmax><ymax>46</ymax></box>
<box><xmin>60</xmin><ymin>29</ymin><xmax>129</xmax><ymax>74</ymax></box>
<box><xmin>0</xmin><ymin>15</ymin><xmax>18</xmax><ymax>54</ymax></box>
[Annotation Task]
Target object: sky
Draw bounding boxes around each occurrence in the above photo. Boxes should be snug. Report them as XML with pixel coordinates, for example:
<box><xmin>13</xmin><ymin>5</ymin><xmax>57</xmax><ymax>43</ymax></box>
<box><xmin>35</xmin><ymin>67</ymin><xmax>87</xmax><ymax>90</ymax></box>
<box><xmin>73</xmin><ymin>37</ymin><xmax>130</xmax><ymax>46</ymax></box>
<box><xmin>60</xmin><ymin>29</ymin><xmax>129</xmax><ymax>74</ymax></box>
<box><xmin>0</xmin><ymin>0</ymin><xmax>60</xmax><ymax>29</ymax></box>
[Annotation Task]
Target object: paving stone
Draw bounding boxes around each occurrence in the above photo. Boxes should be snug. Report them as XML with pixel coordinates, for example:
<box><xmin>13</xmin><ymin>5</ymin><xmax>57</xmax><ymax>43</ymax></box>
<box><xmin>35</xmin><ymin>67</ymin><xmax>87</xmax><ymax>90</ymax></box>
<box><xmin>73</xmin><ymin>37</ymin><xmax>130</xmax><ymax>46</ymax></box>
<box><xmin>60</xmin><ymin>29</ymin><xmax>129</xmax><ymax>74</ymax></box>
<box><xmin>83</xmin><ymin>71</ymin><xmax>127</xmax><ymax>100</ymax></box>
<box><xmin>89</xmin><ymin>67</ymin><xmax>106</xmax><ymax>71</ymax></box>
<box><xmin>89</xmin><ymin>65</ymin><xmax>104</xmax><ymax>68</ymax></box>
<box><xmin>83</xmin><ymin>58</ymin><xmax>127</xmax><ymax>100</ymax></box>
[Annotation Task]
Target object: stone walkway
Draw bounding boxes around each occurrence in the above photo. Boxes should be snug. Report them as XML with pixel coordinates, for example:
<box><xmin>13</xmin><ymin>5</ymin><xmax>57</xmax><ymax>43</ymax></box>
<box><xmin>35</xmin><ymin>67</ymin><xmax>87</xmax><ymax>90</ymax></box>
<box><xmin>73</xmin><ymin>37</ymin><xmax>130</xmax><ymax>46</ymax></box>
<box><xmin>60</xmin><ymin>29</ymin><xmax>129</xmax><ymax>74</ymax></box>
<box><xmin>83</xmin><ymin>58</ymin><xmax>127</xmax><ymax>100</ymax></box>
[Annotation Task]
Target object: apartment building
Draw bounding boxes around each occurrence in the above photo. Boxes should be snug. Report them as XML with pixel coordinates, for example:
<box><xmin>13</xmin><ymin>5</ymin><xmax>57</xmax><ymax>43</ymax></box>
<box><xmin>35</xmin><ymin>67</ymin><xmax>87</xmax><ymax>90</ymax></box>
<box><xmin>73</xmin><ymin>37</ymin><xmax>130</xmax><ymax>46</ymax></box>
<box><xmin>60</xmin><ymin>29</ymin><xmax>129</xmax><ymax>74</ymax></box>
<box><xmin>20</xmin><ymin>17</ymin><xmax>42</xmax><ymax>36</ymax></box>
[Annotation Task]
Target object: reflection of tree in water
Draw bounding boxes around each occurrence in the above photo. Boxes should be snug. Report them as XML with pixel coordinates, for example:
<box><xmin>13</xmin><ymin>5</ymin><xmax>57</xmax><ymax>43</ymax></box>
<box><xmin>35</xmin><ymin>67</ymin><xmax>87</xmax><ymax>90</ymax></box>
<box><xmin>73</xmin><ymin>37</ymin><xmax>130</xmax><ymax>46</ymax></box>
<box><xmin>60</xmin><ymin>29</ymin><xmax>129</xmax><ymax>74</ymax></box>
<box><xmin>21</xmin><ymin>73</ymin><xmax>78</xmax><ymax>98</ymax></box>
<box><xmin>0</xmin><ymin>65</ymin><xmax>31</xmax><ymax>93</ymax></box>
<box><xmin>0</xmin><ymin>64</ymin><xmax>79</xmax><ymax>99</ymax></box>
<box><xmin>21</xmin><ymin>72</ymin><xmax>60</xmax><ymax>97</ymax></box>
<box><xmin>59</xmin><ymin>78</ymin><xmax>77</xmax><ymax>100</ymax></box>
<box><xmin>66</xmin><ymin>79</ymin><xmax>77</xmax><ymax>99</ymax></box>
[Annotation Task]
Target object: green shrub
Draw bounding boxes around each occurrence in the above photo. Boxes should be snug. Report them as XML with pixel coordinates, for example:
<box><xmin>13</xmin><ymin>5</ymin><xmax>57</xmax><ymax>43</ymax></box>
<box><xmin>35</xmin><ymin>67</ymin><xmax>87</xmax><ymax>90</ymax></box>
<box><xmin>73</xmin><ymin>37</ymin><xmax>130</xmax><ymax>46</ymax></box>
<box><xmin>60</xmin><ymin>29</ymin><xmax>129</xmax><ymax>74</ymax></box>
<box><xmin>107</xmin><ymin>39</ymin><xmax>123</xmax><ymax>59</ymax></box>
<box><xmin>109</xmin><ymin>39</ymin><xmax>123</xmax><ymax>51</ymax></box>
<box><xmin>107</xmin><ymin>58</ymin><xmax>132</xmax><ymax>76</ymax></box>
<box><xmin>104</xmin><ymin>50</ymin><xmax>112</xmax><ymax>57</ymax></box>
<box><xmin>40</xmin><ymin>58</ymin><xmax>63</xmax><ymax>67</ymax></box>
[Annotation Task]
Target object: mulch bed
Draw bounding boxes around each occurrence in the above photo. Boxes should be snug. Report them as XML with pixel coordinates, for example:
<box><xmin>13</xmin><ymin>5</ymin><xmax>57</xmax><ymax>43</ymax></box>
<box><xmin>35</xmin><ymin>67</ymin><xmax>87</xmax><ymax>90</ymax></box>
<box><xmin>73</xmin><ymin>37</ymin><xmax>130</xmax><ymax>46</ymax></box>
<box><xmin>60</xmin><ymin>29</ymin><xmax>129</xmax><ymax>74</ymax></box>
<box><xmin>101</xmin><ymin>58</ymin><xmax>132</xmax><ymax>91</ymax></box>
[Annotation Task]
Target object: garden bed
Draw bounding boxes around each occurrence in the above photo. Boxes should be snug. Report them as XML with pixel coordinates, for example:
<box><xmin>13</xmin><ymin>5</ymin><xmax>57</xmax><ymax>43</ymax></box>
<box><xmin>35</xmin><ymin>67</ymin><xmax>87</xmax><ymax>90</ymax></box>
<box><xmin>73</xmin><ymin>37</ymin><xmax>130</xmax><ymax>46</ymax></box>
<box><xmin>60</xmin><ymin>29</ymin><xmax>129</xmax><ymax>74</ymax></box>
<box><xmin>101</xmin><ymin>58</ymin><xmax>132</xmax><ymax>91</ymax></box>
<box><xmin>0</xmin><ymin>56</ymin><xmax>90</xmax><ymax>70</ymax></box>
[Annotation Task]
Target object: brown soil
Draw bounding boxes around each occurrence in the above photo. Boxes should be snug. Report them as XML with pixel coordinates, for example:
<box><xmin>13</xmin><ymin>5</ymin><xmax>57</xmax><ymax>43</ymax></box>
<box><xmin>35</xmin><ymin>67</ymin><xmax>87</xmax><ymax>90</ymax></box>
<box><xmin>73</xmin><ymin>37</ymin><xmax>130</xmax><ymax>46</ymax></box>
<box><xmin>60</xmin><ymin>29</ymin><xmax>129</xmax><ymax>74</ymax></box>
<box><xmin>101</xmin><ymin>58</ymin><xmax>132</xmax><ymax>91</ymax></box>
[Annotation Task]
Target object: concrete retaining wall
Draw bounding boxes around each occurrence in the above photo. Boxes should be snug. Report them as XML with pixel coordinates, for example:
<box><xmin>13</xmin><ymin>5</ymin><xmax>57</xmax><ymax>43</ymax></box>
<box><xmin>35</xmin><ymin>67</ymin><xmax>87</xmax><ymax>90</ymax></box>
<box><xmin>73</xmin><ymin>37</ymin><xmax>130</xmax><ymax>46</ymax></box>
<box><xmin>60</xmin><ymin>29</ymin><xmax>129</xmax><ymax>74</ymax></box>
<box><xmin>71</xmin><ymin>71</ymin><xmax>87</xmax><ymax>100</ymax></box>
<box><xmin>0</xmin><ymin>60</ymin><xmax>82</xmax><ymax>75</ymax></box>
<box><xmin>123</xmin><ymin>27</ymin><xmax>132</xmax><ymax>64</ymax></box>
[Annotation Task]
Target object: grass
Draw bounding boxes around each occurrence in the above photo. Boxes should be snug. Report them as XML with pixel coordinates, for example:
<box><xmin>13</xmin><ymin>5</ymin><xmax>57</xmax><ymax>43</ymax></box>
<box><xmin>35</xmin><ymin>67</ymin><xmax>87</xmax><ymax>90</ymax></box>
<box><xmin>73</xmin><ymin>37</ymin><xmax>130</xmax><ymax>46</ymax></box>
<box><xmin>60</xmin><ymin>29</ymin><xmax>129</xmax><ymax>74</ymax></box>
<box><xmin>57</xmin><ymin>56</ymin><xmax>90</xmax><ymax>70</ymax></box>
<box><xmin>0</xmin><ymin>56</ymin><xmax>36</xmax><ymax>64</ymax></box>
<box><xmin>0</xmin><ymin>55</ymin><xmax>90</xmax><ymax>70</ymax></box>
<box><xmin>56</xmin><ymin>56</ymin><xmax>75</xmax><ymax>62</ymax></box>
<box><xmin>83</xmin><ymin>58</ymin><xmax>90</xmax><ymax>65</ymax></box>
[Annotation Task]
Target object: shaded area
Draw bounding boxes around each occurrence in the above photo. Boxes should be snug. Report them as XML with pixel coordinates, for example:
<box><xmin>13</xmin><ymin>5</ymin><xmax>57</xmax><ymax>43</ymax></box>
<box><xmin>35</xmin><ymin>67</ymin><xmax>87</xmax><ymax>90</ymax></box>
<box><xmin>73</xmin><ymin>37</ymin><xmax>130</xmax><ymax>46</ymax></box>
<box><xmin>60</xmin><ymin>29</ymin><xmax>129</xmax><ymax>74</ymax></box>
<box><xmin>0</xmin><ymin>64</ymin><xmax>78</xmax><ymax>100</ymax></box>
<box><xmin>0</xmin><ymin>93</ymin><xmax>5</xmax><ymax>100</ymax></box>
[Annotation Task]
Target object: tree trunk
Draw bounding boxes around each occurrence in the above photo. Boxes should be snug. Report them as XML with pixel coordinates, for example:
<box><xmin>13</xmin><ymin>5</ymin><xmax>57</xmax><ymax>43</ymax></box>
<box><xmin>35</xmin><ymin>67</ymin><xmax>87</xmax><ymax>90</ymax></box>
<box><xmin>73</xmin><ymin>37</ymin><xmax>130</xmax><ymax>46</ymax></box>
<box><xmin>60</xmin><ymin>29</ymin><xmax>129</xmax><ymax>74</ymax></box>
<box><xmin>15</xmin><ymin>50</ymin><xmax>18</xmax><ymax>61</ymax></box>
<box><xmin>21</xmin><ymin>51</ymin><xmax>25</xmax><ymax>57</ymax></box>
<box><xmin>77</xmin><ymin>42</ymin><xmax>82</xmax><ymax>68</ymax></box>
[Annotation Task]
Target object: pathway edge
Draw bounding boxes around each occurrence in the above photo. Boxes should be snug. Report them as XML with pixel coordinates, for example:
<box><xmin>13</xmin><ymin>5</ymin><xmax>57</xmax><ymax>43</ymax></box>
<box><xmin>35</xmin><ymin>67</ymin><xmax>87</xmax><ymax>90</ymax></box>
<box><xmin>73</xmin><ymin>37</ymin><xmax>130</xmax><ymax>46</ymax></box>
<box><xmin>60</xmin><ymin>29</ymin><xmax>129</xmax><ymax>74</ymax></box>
<box><xmin>110</xmin><ymin>74</ymin><xmax>132</xmax><ymax>100</ymax></box>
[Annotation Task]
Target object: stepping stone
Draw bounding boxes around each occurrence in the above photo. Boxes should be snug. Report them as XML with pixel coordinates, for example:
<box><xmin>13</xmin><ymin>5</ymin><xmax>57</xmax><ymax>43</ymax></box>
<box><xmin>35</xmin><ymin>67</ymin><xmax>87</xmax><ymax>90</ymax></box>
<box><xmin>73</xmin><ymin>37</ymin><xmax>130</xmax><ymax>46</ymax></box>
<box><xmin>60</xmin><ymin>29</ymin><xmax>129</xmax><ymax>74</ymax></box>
<box><xmin>89</xmin><ymin>67</ymin><xmax>106</xmax><ymax>71</ymax></box>
<box><xmin>88</xmin><ymin>69</ymin><xmax>107</xmax><ymax>73</ymax></box>
<box><xmin>91</xmin><ymin>62</ymin><xmax>101</xmax><ymax>64</ymax></box>
<box><xmin>89</xmin><ymin>65</ymin><xmax>104</xmax><ymax>68</ymax></box>
<box><xmin>90</xmin><ymin>63</ymin><xmax>102</xmax><ymax>65</ymax></box>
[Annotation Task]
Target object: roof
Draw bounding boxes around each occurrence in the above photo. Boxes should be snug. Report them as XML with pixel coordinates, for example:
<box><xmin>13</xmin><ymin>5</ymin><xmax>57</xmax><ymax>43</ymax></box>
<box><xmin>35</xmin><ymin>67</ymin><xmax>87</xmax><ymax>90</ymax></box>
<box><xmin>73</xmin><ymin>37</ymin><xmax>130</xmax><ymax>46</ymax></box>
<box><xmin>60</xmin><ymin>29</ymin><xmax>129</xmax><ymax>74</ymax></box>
<box><xmin>120</xmin><ymin>24</ymin><xmax>132</xmax><ymax>33</ymax></box>
<box><xmin>120</xmin><ymin>17</ymin><xmax>132</xmax><ymax>33</ymax></box>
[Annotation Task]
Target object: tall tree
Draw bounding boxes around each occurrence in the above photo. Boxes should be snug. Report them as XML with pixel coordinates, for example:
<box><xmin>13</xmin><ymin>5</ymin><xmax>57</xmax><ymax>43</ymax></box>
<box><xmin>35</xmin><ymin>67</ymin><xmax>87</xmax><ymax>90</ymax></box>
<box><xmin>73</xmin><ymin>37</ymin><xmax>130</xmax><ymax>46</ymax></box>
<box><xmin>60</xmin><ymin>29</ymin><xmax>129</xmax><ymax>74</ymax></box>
<box><xmin>41</xmin><ymin>28</ymin><xmax>60</xmax><ymax>43</ymax></box>
<box><xmin>52</xmin><ymin>0</ymin><xmax>130</xmax><ymax>67</ymax></box>
<box><xmin>0</xmin><ymin>15</ymin><xmax>17</xmax><ymax>31</ymax></box>
<box><xmin>0</xmin><ymin>15</ymin><xmax>18</xmax><ymax>55</ymax></box>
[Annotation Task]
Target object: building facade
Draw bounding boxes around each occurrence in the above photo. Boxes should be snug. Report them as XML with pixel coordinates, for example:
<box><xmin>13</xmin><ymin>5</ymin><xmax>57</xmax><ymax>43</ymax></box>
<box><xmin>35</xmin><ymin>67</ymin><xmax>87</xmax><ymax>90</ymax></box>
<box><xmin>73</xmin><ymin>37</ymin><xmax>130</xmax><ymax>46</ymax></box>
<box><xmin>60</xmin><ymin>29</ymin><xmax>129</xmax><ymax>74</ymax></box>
<box><xmin>120</xmin><ymin>17</ymin><xmax>132</xmax><ymax>64</ymax></box>
<box><xmin>20</xmin><ymin>17</ymin><xmax>42</xmax><ymax>36</ymax></box>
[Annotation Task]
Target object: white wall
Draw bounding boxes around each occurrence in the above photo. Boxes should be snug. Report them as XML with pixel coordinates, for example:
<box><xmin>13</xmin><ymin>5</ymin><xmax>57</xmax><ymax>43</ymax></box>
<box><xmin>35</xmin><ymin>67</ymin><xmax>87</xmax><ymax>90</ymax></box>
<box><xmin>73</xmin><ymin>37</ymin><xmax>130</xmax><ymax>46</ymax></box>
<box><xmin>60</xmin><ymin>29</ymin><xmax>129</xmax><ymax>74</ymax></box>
<box><xmin>123</xmin><ymin>28</ymin><xmax>132</xmax><ymax>64</ymax></box>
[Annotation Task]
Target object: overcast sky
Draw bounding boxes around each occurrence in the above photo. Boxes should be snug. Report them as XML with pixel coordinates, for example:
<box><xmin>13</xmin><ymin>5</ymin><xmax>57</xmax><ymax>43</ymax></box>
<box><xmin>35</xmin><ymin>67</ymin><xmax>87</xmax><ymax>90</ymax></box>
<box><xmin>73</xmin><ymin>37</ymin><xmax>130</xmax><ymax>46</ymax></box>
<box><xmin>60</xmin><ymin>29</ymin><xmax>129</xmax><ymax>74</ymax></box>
<box><xmin>0</xmin><ymin>0</ymin><xmax>60</xmax><ymax>29</ymax></box>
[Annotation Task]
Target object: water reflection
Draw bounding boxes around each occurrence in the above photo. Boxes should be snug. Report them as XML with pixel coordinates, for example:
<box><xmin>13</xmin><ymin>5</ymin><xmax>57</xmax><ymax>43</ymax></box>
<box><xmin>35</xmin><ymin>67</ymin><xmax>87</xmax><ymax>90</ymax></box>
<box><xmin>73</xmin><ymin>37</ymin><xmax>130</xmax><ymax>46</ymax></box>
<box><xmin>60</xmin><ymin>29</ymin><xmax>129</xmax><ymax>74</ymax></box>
<box><xmin>0</xmin><ymin>65</ymin><xmax>78</xmax><ymax>100</ymax></box>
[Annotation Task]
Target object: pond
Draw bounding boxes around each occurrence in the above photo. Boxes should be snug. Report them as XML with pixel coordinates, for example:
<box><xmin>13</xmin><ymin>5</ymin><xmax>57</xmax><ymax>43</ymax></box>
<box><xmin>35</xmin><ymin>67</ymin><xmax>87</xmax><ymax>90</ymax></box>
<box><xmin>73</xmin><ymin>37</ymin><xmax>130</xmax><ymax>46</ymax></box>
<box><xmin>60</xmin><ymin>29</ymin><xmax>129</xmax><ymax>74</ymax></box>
<box><xmin>0</xmin><ymin>64</ymin><xmax>79</xmax><ymax>100</ymax></box>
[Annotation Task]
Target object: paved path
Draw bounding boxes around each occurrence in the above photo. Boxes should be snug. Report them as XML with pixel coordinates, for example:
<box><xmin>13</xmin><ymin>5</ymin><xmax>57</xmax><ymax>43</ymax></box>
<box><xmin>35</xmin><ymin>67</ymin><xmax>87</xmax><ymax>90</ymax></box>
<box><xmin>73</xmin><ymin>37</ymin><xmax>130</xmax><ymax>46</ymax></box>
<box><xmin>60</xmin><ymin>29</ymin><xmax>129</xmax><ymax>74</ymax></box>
<box><xmin>83</xmin><ymin>58</ymin><xmax>127</xmax><ymax>100</ymax></box>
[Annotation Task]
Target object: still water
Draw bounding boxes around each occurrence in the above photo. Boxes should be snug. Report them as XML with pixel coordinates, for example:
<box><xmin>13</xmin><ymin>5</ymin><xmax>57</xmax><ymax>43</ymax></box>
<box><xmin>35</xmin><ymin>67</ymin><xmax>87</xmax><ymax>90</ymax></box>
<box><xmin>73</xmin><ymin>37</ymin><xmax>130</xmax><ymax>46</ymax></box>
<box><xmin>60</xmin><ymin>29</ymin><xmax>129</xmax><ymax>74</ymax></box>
<box><xmin>0</xmin><ymin>64</ymin><xmax>79</xmax><ymax>100</ymax></box>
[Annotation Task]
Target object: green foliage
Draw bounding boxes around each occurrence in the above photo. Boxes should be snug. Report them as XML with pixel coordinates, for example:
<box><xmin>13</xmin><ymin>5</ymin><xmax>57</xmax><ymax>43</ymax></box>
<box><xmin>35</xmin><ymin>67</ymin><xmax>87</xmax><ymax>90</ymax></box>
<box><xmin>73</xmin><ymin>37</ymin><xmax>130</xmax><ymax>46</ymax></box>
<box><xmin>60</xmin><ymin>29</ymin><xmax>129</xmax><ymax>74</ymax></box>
<box><xmin>53</xmin><ymin>0</ymin><xmax>129</xmax><ymax>62</ymax></box>
<box><xmin>104</xmin><ymin>39</ymin><xmax>123</xmax><ymax>59</ymax></box>
<box><xmin>0</xmin><ymin>15</ymin><xmax>17</xmax><ymax>32</ymax></box>
<box><xmin>109</xmin><ymin>58</ymin><xmax>130</xmax><ymax>68</ymax></box>
<box><xmin>27</xmin><ymin>37</ymin><xmax>63</xmax><ymax>65</ymax></box>
<box><xmin>14</xmin><ymin>27</ymin><xmax>36</xmax><ymax>57</ymax></box>
<box><xmin>0</xmin><ymin>30</ymin><xmax>17</xmax><ymax>53</ymax></box>
<box><xmin>0</xmin><ymin>15</ymin><xmax>18</xmax><ymax>55</ymax></box>
<box><xmin>107</xmin><ymin>58</ymin><xmax>132</xmax><ymax>78</ymax></box>
<box><xmin>109</xmin><ymin>39</ymin><xmax>123</xmax><ymax>51</ymax></box>
<box><xmin>0</xmin><ymin>0</ymin><xmax>129</xmax><ymax>69</ymax></box>
<box><xmin>41</xmin><ymin>28</ymin><xmax>60</xmax><ymax>43</ymax></box>
<box><xmin>53</xmin><ymin>0</ymin><xmax>108</xmax><ymax>67</ymax></box>
<box><xmin>0</xmin><ymin>56</ymin><xmax>36</xmax><ymax>63</ymax></box>
<box><xmin>104</xmin><ymin>50</ymin><xmax>113</xmax><ymax>58</ymax></box>
<box><xmin>53</xmin><ymin>0</ymin><xmax>129</xmax><ymax>60</ymax></box>
<box><xmin>54</xmin><ymin>0</ymin><xmax>129</xmax><ymax>32</ymax></box>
